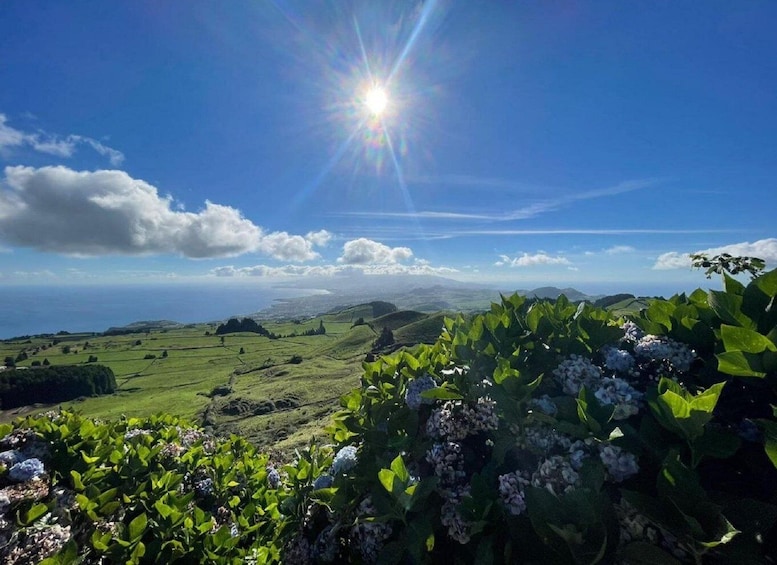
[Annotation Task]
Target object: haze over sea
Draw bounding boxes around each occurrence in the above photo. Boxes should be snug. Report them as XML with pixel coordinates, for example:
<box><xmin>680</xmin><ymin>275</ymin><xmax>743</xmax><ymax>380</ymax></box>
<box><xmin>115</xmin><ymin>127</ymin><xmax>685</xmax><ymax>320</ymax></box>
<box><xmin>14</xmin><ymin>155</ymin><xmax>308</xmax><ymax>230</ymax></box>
<box><xmin>0</xmin><ymin>284</ymin><xmax>326</xmax><ymax>339</ymax></box>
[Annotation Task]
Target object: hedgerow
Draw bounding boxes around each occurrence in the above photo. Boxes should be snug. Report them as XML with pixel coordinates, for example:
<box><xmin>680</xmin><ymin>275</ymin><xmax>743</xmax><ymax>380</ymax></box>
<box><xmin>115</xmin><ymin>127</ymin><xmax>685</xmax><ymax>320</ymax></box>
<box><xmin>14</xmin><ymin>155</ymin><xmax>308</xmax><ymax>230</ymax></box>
<box><xmin>1</xmin><ymin>269</ymin><xmax>776</xmax><ymax>563</ymax></box>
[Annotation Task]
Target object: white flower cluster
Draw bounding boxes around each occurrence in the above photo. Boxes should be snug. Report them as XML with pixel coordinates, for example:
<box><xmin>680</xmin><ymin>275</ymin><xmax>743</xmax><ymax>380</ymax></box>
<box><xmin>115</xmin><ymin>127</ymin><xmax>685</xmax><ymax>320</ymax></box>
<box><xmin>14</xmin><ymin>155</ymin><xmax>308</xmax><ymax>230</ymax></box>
<box><xmin>621</xmin><ymin>321</ymin><xmax>644</xmax><ymax>343</ymax></box>
<box><xmin>123</xmin><ymin>428</ymin><xmax>152</xmax><ymax>441</ymax></box>
<box><xmin>531</xmin><ymin>455</ymin><xmax>581</xmax><ymax>495</ymax></box>
<box><xmin>425</xmin><ymin>398</ymin><xmax>498</xmax><ymax>441</ymax></box>
<box><xmin>404</xmin><ymin>375</ymin><xmax>437</xmax><ymax>410</ymax></box>
<box><xmin>598</xmin><ymin>444</ymin><xmax>639</xmax><ymax>482</ymax></box>
<box><xmin>350</xmin><ymin>497</ymin><xmax>392</xmax><ymax>563</ymax></box>
<box><xmin>521</xmin><ymin>423</ymin><xmax>571</xmax><ymax>453</ymax></box>
<box><xmin>614</xmin><ymin>499</ymin><xmax>691</xmax><ymax>560</ymax></box>
<box><xmin>440</xmin><ymin>486</ymin><xmax>472</xmax><ymax>544</ymax></box>
<box><xmin>633</xmin><ymin>335</ymin><xmax>696</xmax><ymax>373</ymax></box>
<box><xmin>426</xmin><ymin>442</ymin><xmax>466</xmax><ymax>488</ymax></box>
<box><xmin>498</xmin><ymin>471</ymin><xmax>529</xmax><ymax>516</ymax></box>
<box><xmin>593</xmin><ymin>377</ymin><xmax>642</xmax><ymax>420</ymax></box>
<box><xmin>331</xmin><ymin>445</ymin><xmax>358</xmax><ymax>475</ymax></box>
<box><xmin>552</xmin><ymin>354</ymin><xmax>603</xmax><ymax>396</ymax></box>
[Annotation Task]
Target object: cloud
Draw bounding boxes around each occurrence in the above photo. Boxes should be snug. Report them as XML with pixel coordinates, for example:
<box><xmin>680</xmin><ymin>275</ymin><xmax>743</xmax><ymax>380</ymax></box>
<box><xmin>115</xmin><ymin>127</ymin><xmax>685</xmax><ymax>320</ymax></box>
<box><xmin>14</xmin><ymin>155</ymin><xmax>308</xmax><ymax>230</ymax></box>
<box><xmin>653</xmin><ymin>238</ymin><xmax>777</xmax><ymax>270</ymax></box>
<box><xmin>346</xmin><ymin>179</ymin><xmax>657</xmax><ymax>222</ymax></box>
<box><xmin>0</xmin><ymin>165</ymin><xmax>324</xmax><ymax>260</ymax></box>
<box><xmin>604</xmin><ymin>245</ymin><xmax>635</xmax><ymax>255</ymax></box>
<box><xmin>211</xmin><ymin>262</ymin><xmax>457</xmax><ymax>278</ymax></box>
<box><xmin>337</xmin><ymin>238</ymin><xmax>413</xmax><ymax>264</ymax></box>
<box><xmin>495</xmin><ymin>252</ymin><xmax>571</xmax><ymax>267</ymax></box>
<box><xmin>0</xmin><ymin>114</ymin><xmax>124</xmax><ymax>165</ymax></box>
<box><xmin>258</xmin><ymin>230</ymin><xmax>331</xmax><ymax>262</ymax></box>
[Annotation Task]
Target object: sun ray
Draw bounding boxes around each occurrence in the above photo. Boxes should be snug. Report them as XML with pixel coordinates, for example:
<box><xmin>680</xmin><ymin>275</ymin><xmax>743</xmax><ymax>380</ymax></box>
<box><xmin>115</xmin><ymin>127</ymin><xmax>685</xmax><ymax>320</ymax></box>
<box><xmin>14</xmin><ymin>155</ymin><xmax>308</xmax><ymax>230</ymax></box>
<box><xmin>388</xmin><ymin>0</ymin><xmax>438</xmax><ymax>83</ymax></box>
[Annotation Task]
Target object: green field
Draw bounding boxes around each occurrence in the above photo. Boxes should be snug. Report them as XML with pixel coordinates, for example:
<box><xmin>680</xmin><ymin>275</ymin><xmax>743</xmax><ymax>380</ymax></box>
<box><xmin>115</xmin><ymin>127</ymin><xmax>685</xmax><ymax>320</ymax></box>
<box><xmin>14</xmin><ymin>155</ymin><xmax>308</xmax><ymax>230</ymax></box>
<box><xmin>0</xmin><ymin>306</ymin><xmax>436</xmax><ymax>453</ymax></box>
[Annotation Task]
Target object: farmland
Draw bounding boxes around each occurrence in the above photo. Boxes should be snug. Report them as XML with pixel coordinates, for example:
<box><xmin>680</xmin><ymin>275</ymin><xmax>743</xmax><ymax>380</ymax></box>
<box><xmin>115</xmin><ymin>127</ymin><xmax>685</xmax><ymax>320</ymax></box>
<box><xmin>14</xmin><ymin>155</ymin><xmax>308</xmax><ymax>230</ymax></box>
<box><xmin>0</xmin><ymin>303</ymin><xmax>446</xmax><ymax>452</ymax></box>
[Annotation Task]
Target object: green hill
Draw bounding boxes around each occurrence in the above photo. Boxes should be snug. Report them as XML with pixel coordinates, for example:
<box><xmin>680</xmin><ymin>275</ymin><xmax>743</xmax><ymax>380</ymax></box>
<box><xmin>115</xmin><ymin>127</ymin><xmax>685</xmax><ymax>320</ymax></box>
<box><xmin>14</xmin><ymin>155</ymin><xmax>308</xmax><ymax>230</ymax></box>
<box><xmin>393</xmin><ymin>312</ymin><xmax>448</xmax><ymax>344</ymax></box>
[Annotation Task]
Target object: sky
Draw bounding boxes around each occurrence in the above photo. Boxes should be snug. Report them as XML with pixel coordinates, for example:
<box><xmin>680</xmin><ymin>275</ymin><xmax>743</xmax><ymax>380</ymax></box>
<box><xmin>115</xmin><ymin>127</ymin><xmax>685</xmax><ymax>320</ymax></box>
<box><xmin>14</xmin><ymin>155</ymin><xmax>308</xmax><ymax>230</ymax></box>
<box><xmin>1</xmin><ymin>1</ymin><xmax>775</xmax><ymax>295</ymax></box>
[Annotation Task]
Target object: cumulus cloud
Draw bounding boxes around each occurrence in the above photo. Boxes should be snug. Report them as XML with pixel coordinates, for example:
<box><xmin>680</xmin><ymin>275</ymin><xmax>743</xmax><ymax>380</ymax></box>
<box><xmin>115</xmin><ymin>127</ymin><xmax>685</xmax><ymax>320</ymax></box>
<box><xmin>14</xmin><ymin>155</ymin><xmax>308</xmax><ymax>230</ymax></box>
<box><xmin>0</xmin><ymin>114</ymin><xmax>124</xmax><ymax>165</ymax></box>
<box><xmin>337</xmin><ymin>238</ymin><xmax>413</xmax><ymax>265</ymax></box>
<box><xmin>494</xmin><ymin>252</ymin><xmax>571</xmax><ymax>267</ymax></box>
<box><xmin>653</xmin><ymin>238</ymin><xmax>777</xmax><ymax>270</ymax></box>
<box><xmin>0</xmin><ymin>165</ymin><xmax>325</xmax><ymax>260</ymax></box>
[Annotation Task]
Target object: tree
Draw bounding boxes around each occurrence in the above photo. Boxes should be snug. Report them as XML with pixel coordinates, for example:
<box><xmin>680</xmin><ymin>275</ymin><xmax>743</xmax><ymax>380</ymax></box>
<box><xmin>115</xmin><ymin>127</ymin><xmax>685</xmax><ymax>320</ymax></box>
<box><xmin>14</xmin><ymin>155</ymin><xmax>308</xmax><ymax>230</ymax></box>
<box><xmin>373</xmin><ymin>326</ymin><xmax>394</xmax><ymax>350</ymax></box>
<box><xmin>3</xmin><ymin>356</ymin><xmax>15</xmax><ymax>368</ymax></box>
<box><xmin>239</xmin><ymin>347</ymin><xmax>245</xmax><ymax>355</ymax></box>
<box><xmin>691</xmin><ymin>252</ymin><xmax>766</xmax><ymax>280</ymax></box>
<box><xmin>61</xmin><ymin>345</ymin><xmax>71</xmax><ymax>354</ymax></box>
<box><xmin>43</xmin><ymin>358</ymin><xmax>50</xmax><ymax>366</ymax></box>
<box><xmin>162</xmin><ymin>350</ymin><xmax>168</xmax><ymax>358</ymax></box>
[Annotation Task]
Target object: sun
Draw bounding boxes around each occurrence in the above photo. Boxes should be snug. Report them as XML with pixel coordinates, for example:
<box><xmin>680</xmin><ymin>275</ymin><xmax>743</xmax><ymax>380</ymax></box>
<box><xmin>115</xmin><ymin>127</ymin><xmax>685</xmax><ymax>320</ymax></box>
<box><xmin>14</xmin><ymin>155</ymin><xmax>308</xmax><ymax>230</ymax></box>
<box><xmin>364</xmin><ymin>86</ymin><xmax>388</xmax><ymax>117</ymax></box>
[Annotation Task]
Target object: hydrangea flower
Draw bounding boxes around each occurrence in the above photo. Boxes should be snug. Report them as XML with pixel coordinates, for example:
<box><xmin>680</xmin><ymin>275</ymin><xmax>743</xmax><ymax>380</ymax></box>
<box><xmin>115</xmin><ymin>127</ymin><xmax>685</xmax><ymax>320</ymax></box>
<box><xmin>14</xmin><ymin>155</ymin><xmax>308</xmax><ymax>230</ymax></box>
<box><xmin>440</xmin><ymin>486</ymin><xmax>472</xmax><ymax>544</ymax></box>
<box><xmin>602</xmin><ymin>346</ymin><xmax>636</xmax><ymax>374</ymax></box>
<box><xmin>351</xmin><ymin>497</ymin><xmax>392</xmax><ymax>563</ymax></box>
<box><xmin>621</xmin><ymin>321</ymin><xmax>644</xmax><ymax>343</ymax></box>
<box><xmin>529</xmin><ymin>394</ymin><xmax>557</xmax><ymax>416</ymax></box>
<box><xmin>266</xmin><ymin>467</ymin><xmax>281</xmax><ymax>489</ymax></box>
<box><xmin>553</xmin><ymin>354</ymin><xmax>602</xmax><ymax>396</ymax></box>
<box><xmin>404</xmin><ymin>375</ymin><xmax>437</xmax><ymax>410</ymax></box>
<box><xmin>498</xmin><ymin>471</ymin><xmax>529</xmax><ymax>516</ymax></box>
<box><xmin>123</xmin><ymin>428</ymin><xmax>151</xmax><ymax>441</ymax></box>
<box><xmin>0</xmin><ymin>449</ymin><xmax>23</xmax><ymax>467</ymax></box>
<box><xmin>313</xmin><ymin>525</ymin><xmax>338</xmax><ymax>563</ymax></box>
<box><xmin>332</xmin><ymin>445</ymin><xmax>358</xmax><ymax>475</ymax></box>
<box><xmin>426</xmin><ymin>398</ymin><xmax>498</xmax><ymax>440</ymax></box>
<box><xmin>426</xmin><ymin>442</ymin><xmax>466</xmax><ymax>487</ymax></box>
<box><xmin>599</xmin><ymin>444</ymin><xmax>639</xmax><ymax>482</ymax></box>
<box><xmin>531</xmin><ymin>455</ymin><xmax>580</xmax><ymax>495</ymax></box>
<box><xmin>194</xmin><ymin>477</ymin><xmax>214</xmax><ymax>497</ymax></box>
<box><xmin>313</xmin><ymin>474</ymin><xmax>334</xmax><ymax>490</ymax></box>
<box><xmin>634</xmin><ymin>335</ymin><xmax>695</xmax><ymax>373</ymax></box>
<box><xmin>8</xmin><ymin>457</ymin><xmax>45</xmax><ymax>482</ymax></box>
<box><xmin>594</xmin><ymin>377</ymin><xmax>642</xmax><ymax>420</ymax></box>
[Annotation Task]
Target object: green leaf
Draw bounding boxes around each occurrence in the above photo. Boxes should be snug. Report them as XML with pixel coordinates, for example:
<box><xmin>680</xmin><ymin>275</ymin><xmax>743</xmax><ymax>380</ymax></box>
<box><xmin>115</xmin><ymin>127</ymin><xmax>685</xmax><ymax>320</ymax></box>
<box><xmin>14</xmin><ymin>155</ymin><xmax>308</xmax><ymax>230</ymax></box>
<box><xmin>716</xmin><ymin>351</ymin><xmax>767</xmax><ymax>378</ymax></box>
<box><xmin>24</xmin><ymin>502</ymin><xmax>49</xmax><ymax>524</ymax></box>
<box><xmin>378</xmin><ymin>469</ymin><xmax>396</xmax><ymax>494</ymax></box>
<box><xmin>720</xmin><ymin>324</ymin><xmax>777</xmax><ymax>354</ymax></box>
<box><xmin>420</xmin><ymin>385</ymin><xmax>463</xmax><ymax>401</ymax></box>
<box><xmin>390</xmin><ymin>454</ymin><xmax>409</xmax><ymax>483</ymax></box>
<box><xmin>128</xmin><ymin>512</ymin><xmax>148</xmax><ymax>542</ymax></box>
<box><xmin>759</xmin><ymin>419</ymin><xmax>777</xmax><ymax>469</ymax></box>
<box><xmin>723</xmin><ymin>273</ymin><xmax>746</xmax><ymax>295</ymax></box>
<box><xmin>708</xmin><ymin>290</ymin><xmax>755</xmax><ymax>329</ymax></box>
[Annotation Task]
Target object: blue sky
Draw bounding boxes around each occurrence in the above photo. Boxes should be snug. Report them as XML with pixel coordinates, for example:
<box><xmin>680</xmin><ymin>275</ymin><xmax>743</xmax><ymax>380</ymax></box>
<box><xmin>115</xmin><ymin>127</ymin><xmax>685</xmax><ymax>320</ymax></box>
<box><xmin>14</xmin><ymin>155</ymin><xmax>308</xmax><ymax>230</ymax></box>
<box><xmin>1</xmin><ymin>1</ymin><xmax>775</xmax><ymax>295</ymax></box>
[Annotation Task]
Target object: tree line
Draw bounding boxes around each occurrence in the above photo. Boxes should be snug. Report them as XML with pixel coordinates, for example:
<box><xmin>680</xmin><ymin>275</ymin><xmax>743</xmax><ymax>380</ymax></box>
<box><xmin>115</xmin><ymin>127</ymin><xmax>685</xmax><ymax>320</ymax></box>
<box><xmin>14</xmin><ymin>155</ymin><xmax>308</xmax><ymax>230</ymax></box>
<box><xmin>0</xmin><ymin>365</ymin><xmax>117</xmax><ymax>409</ymax></box>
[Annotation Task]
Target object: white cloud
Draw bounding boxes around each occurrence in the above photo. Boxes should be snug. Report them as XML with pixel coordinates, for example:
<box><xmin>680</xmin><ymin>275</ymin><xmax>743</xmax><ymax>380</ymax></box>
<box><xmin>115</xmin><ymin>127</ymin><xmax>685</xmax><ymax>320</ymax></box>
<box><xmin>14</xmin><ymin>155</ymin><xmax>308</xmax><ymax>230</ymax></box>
<box><xmin>495</xmin><ymin>252</ymin><xmax>571</xmax><ymax>267</ymax></box>
<box><xmin>211</xmin><ymin>262</ymin><xmax>457</xmax><ymax>278</ymax></box>
<box><xmin>653</xmin><ymin>238</ymin><xmax>777</xmax><ymax>270</ymax></box>
<box><xmin>653</xmin><ymin>237</ymin><xmax>777</xmax><ymax>270</ymax></box>
<box><xmin>0</xmin><ymin>114</ymin><xmax>124</xmax><ymax>165</ymax></box>
<box><xmin>305</xmin><ymin>229</ymin><xmax>332</xmax><ymax>247</ymax></box>
<box><xmin>0</xmin><ymin>165</ymin><xmax>324</xmax><ymax>260</ymax></box>
<box><xmin>604</xmin><ymin>245</ymin><xmax>635</xmax><ymax>255</ymax></box>
<box><xmin>337</xmin><ymin>238</ymin><xmax>413</xmax><ymax>265</ymax></box>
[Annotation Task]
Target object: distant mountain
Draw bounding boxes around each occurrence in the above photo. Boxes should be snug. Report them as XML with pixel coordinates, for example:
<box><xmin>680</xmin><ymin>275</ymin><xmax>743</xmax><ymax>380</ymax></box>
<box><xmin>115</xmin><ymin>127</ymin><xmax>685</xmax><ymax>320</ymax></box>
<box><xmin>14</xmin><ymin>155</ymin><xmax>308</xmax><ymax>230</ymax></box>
<box><xmin>523</xmin><ymin>287</ymin><xmax>594</xmax><ymax>301</ymax></box>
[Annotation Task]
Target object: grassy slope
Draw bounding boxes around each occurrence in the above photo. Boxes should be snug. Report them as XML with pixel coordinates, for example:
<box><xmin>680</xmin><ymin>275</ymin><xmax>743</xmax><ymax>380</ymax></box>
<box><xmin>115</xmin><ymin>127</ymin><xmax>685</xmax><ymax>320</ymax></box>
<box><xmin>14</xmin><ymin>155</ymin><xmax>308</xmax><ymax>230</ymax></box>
<box><xmin>0</xmin><ymin>309</ymin><xmax>389</xmax><ymax>453</ymax></box>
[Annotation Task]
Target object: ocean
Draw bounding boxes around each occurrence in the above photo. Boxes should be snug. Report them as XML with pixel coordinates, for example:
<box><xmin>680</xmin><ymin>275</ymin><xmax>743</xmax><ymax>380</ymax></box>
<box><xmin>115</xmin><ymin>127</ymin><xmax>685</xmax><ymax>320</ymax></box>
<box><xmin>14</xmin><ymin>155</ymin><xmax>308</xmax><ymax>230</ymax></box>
<box><xmin>0</xmin><ymin>283</ymin><xmax>324</xmax><ymax>339</ymax></box>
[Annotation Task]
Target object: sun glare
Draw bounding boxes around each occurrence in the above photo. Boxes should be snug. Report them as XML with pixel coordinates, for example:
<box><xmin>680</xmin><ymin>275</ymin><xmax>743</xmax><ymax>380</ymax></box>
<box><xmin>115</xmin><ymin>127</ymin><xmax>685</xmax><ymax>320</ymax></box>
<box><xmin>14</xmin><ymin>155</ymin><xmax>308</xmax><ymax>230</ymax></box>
<box><xmin>364</xmin><ymin>86</ymin><xmax>388</xmax><ymax>117</ymax></box>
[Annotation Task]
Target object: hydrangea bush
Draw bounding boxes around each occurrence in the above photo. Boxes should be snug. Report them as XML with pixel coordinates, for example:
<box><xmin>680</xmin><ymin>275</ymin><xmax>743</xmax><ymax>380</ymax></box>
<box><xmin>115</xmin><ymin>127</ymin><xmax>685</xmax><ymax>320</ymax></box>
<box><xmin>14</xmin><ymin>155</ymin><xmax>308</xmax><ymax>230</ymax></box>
<box><xmin>1</xmin><ymin>268</ymin><xmax>776</xmax><ymax>563</ymax></box>
<box><xmin>288</xmin><ymin>271</ymin><xmax>777</xmax><ymax>564</ymax></box>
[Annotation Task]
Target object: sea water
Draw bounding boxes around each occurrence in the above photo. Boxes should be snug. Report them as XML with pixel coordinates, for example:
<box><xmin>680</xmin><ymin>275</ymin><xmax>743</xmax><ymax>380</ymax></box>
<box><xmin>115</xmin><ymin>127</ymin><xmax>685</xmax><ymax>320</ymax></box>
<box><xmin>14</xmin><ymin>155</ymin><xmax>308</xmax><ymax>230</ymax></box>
<box><xmin>0</xmin><ymin>283</ymin><xmax>323</xmax><ymax>339</ymax></box>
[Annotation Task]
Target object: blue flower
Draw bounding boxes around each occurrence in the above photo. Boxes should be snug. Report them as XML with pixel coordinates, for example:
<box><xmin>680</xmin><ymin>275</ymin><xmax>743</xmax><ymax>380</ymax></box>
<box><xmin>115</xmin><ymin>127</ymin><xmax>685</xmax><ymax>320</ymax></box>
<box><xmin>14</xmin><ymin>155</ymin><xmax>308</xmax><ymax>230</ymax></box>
<box><xmin>266</xmin><ymin>467</ymin><xmax>281</xmax><ymax>489</ymax></box>
<box><xmin>8</xmin><ymin>457</ymin><xmax>45</xmax><ymax>482</ymax></box>
<box><xmin>332</xmin><ymin>445</ymin><xmax>358</xmax><ymax>475</ymax></box>
<box><xmin>405</xmin><ymin>375</ymin><xmax>437</xmax><ymax>410</ymax></box>
<box><xmin>313</xmin><ymin>474</ymin><xmax>334</xmax><ymax>489</ymax></box>
<box><xmin>0</xmin><ymin>449</ymin><xmax>23</xmax><ymax>467</ymax></box>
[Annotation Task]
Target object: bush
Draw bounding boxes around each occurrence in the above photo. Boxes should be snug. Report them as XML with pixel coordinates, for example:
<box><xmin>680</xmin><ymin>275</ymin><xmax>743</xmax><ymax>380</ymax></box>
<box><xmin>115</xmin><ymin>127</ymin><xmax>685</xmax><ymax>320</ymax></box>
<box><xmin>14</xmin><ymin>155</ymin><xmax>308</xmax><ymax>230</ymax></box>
<box><xmin>286</xmin><ymin>270</ymin><xmax>777</xmax><ymax>563</ymax></box>
<box><xmin>144</xmin><ymin>354</ymin><xmax>156</xmax><ymax>360</ymax></box>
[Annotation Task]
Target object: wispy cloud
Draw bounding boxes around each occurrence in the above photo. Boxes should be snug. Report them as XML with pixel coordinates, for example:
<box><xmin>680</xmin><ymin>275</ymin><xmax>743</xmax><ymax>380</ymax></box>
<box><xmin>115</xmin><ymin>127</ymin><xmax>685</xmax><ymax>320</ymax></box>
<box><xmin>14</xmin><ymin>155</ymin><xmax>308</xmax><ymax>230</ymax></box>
<box><xmin>211</xmin><ymin>261</ymin><xmax>457</xmax><ymax>278</ymax></box>
<box><xmin>344</xmin><ymin>179</ymin><xmax>658</xmax><ymax>222</ymax></box>
<box><xmin>0</xmin><ymin>114</ymin><xmax>125</xmax><ymax>165</ymax></box>
<box><xmin>604</xmin><ymin>245</ymin><xmax>636</xmax><ymax>255</ymax></box>
<box><xmin>653</xmin><ymin>238</ymin><xmax>777</xmax><ymax>270</ymax></box>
